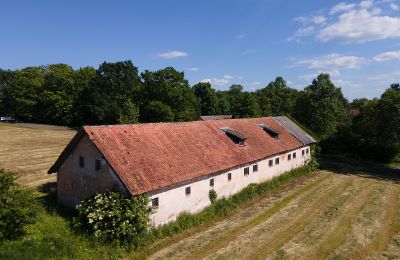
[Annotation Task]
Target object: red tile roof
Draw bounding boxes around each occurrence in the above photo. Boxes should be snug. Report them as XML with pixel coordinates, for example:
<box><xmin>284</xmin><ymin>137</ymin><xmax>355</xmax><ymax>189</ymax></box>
<box><xmin>79</xmin><ymin>117</ymin><xmax>304</xmax><ymax>195</ymax></box>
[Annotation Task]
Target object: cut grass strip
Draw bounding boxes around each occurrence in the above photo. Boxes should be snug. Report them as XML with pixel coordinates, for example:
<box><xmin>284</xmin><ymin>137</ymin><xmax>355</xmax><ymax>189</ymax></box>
<box><xmin>350</xmin><ymin>184</ymin><xmax>400</xmax><ymax>258</ymax></box>
<box><xmin>131</xmin><ymin>170</ymin><xmax>330</xmax><ymax>260</ymax></box>
<box><xmin>184</xmin><ymin>173</ymin><xmax>335</xmax><ymax>260</ymax></box>
<box><xmin>303</xmin><ymin>180</ymin><xmax>378</xmax><ymax>260</ymax></box>
<box><xmin>246</xmin><ymin>177</ymin><xmax>358</xmax><ymax>260</ymax></box>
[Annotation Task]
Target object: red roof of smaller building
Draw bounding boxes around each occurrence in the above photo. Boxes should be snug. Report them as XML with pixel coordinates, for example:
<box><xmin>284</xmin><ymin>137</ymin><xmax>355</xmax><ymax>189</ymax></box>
<box><xmin>75</xmin><ymin>117</ymin><xmax>304</xmax><ymax>195</ymax></box>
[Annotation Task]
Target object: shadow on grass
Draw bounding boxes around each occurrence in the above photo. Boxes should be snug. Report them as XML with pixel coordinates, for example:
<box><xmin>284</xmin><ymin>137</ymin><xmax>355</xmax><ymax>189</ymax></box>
<box><xmin>320</xmin><ymin>158</ymin><xmax>400</xmax><ymax>184</ymax></box>
<box><xmin>36</xmin><ymin>181</ymin><xmax>75</xmax><ymax>218</ymax></box>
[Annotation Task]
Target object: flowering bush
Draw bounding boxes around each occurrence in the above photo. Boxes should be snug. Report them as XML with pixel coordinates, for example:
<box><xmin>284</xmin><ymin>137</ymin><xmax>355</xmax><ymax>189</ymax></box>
<box><xmin>73</xmin><ymin>192</ymin><xmax>151</xmax><ymax>245</ymax></box>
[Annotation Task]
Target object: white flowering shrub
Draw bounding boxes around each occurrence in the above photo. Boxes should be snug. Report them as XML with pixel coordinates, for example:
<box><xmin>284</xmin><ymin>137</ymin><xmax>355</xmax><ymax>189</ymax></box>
<box><xmin>73</xmin><ymin>192</ymin><xmax>151</xmax><ymax>245</ymax></box>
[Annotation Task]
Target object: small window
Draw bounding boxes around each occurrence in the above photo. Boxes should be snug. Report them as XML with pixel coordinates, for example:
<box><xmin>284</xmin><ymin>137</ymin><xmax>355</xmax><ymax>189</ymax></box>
<box><xmin>253</xmin><ymin>164</ymin><xmax>258</xmax><ymax>172</ymax></box>
<box><xmin>210</xmin><ymin>178</ymin><xmax>214</xmax><ymax>187</ymax></box>
<box><xmin>302</xmin><ymin>150</ymin><xmax>305</xmax><ymax>156</ymax></box>
<box><xmin>275</xmin><ymin>157</ymin><xmax>280</xmax><ymax>165</ymax></box>
<box><xmin>79</xmin><ymin>156</ymin><xmax>84</xmax><ymax>168</ymax></box>
<box><xmin>244</xmin><ymin>167</ymin><xmax>249</xmax><ymax>176</ymax></box>
<box><xmin>288</xmin><ymin>154</ymin><xmax>292</xmax><ymax>161</ymax></box>
<box><xmin>185</xmin><ymin>186</ymin><xmax>191</xmax><ymax>196</ymax></box>
<box><xmin>95</xmin><ymin>159</ymin><xmax>101</xmax><ymax>171</ymax></box>
<box><xmin>227</xmin><ymin>172</ymin><xmax>232</xmax><ymax>181</ymax></box>
<box><xmin>151</xmin><ymin>197</ymin><xmax>159</xmax><ymax>207</ymax></box>
<box><xmin>269</xmin><ymin>159</ymin><xmax>273</xmax><ymax>167</ymax></box>
<box><xmin>306</xmin><ymin>148</ymin><xmax>309</xmax><ymax>154</ymax></box>
<box><xmin>293</xmin><ymin>152</ymin><xmax>296</xmax><ymax>159</ymax></box>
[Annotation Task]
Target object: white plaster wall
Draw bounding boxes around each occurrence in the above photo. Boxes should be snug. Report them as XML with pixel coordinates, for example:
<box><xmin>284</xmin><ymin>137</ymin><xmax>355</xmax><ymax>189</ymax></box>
<box><xmin>148</xmin><ymin>146</ymin><xmax>311</xmax><ymax>226</ymax></box>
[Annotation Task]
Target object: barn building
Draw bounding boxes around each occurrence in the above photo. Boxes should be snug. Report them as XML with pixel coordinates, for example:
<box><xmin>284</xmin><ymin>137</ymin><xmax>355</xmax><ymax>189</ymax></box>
<box><xmin>48</xmin><ymin>116</ymin><xmax>316</xmax><ymax>226</ymax></box>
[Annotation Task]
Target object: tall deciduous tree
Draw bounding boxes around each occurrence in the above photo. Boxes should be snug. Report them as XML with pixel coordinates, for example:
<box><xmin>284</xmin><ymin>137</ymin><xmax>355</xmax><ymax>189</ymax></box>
<box><xmin>81</xmin><ymin>61</ymin><xmax>142</xmax><ymax>125</ymax></box>
<box><xmin>228</xmin><ymin>84</ymin><xmax>260</xmax><ymax>118</ymax></box>
<box><xmin>192</xmin><ymin>82</ymin><xmax>220</xmax><ymax>116</ymax></box>
<box><xmin>295</xmin><ymin>73</ymin><xmax>349</xmax><ymax>140</ymax></box>
<box><xmin>141</xmin><ymin>67</ymin><xmax>199</xmax><ymax>121</ymax></box>
<box><xmin>256</xmin><ymin>76</ymin><xmax>298</xmax><ymax>116</ymax></box>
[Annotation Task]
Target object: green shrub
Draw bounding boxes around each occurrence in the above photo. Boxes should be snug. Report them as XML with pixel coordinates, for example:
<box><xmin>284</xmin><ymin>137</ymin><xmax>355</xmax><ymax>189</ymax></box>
<box><xmin>0</xmin><ymin>169</ymin><xmax>39</xmax><ymax>242</ymax></box>
<box><xmin>208</xmin><ymin>189</ymin><xmax>218</xmax><ymax>204</ymax></box>
<box><xmin>73</xmin><ymin>192</ymin><xmax>151</xmax><ymax>246</ymax></box>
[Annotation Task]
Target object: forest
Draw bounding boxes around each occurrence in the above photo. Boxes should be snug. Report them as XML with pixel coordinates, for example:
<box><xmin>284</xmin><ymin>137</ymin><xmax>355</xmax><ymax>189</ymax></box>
<box><xmin>0</xmin><ymin>60</ymin><xmax>399</xmax><ymax>162</ymax></box>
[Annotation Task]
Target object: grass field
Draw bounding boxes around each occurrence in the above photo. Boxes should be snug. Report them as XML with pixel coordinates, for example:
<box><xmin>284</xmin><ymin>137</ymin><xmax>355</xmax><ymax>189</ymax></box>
<box><xmin>0</xmin><ymin>124</ymin><xmax>75</xmax><ymax>186</ymax></box>
<box><xmin>1</xmin><ymin>124</ymin><xmax>400</xmax><ymax>259</ymax></box>
<box><xmin>132</xmin><ymin>162</ymin><xmax>400</xmax><ymax>260</ymax></box>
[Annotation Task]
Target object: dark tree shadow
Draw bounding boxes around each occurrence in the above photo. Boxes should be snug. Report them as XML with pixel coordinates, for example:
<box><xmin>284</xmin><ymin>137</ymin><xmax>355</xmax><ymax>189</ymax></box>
<box><xmin>320</xmin><ymin>158</ymin><xmax>400</xmax><ymax>185</ymax></box>
<box><xmin>36</xmin><ymin>181</ymin><xmax>75</xmax><ymax>218</ymax></box>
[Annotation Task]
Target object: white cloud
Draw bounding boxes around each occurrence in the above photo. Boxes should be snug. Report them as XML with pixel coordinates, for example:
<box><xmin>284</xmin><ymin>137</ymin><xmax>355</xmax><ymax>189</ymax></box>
<box><xmin>200</xmin><ymin>78</ymin><xmax>230</xmax><ymax>86</ymax></box>
<box><xmin>295</xmin><ymin>15</ymin><xmax>327</xmax><ymax>25</ymax></box>
<box><xmin>237</xmin><ymin>76</ymin><xmax>244</xmax><ymax>80</ymax></box>
<box><xmin>360</xmin><ymin>0</ymin><xmax>374</xmax><ymax>8</ymax></box>
<box><xmin>223</xmin><ymin>75</ymin><xmax>234</xmax><ymax>79</ymax></box>
<box><xmin>318</xmin><ymin>9</ymin><xmax>400</xmax><ymax>43</ymax></box>
<box><xmin>367</xmin><ymin>70</ymin><xmax>400</xmax><ymax>84</ymax></box>
<box><xmin>185</xmin><ymin>67</ymin><xmax>199</xmax><ymax>72</ymax></box>
<box><xmin>295</xmin><ymin>53</ymin><xmax>365</xmax><ymax>70</ymax></box>
<box><xmin>390</xmin><ymin>3</ymin><xmax>399</xmax><ymax>10</ymax></box>
<box><xmin>330</xmin><ymin>2</ymin><xmax>356</xmax><ymax>15</ymax></box>
<box><xmin>373</xmin><ymin>50</ymin><xmax>400</xmax><ymax>61</ymax></box>
<box><xmin>236</xmin><ymin>34</ymin><xmax>246</xmax><ymax>39</ymax></box>
<box><xmin>292</xmin><ymin>0</ymin><xmax>400</xmax><ymax>43</ymax></box>
<box><xmin>155</xmin><ymin>50</ymin><xmax>188</xmax><ymax>59</ymax></box>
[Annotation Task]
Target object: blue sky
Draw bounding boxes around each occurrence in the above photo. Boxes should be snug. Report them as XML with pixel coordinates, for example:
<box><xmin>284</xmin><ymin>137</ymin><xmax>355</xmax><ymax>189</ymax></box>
<box><xmin>1</xmin><ymin>0</ymin><xmax>400</xmax><ymax>100</ymax></box>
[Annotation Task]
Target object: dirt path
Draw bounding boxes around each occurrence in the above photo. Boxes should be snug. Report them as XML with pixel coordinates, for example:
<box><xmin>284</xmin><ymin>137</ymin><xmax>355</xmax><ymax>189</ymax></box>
<box><xmin>135</xmin><ymin>165</ymin><xmax>400</xmax><ymax>260</ymax></box>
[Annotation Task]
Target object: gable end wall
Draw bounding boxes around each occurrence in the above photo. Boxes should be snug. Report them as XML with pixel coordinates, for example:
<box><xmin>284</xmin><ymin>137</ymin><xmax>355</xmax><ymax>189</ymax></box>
<box><xmin>57</xmin><ymin>135</ymin><xmax>127</xmax><ymax>208</ymax></box>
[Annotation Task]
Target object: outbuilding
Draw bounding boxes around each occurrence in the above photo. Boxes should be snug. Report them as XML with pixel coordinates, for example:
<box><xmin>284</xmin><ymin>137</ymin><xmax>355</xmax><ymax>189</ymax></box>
<box><xmin>48</xmin><ymin>116</ymin><xmax>316</xmax><ymax>226</ymax></box>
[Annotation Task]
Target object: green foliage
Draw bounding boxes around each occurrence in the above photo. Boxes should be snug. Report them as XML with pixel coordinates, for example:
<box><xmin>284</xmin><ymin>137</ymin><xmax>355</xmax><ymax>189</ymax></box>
<box><xmin>81</xmin><ymin>61</ymin><xmax>142</xmax><ymax>125</ymax></box>
<box><xmin>141</xmin><ymin>67</ymin><xmax>199</xmax><ymax>122</ymax></box>
<box><xmin>295</xmin><ymin>73</ymin><xmax>350</xmax><ymax>140</ymax></box>
<box><xmin>73</xmin><ymin>192</ymin><xmax>151</xmax><ymax>246</ymax></box>
<box><xmin>193</xmin><ymin>82</ymin><xmax>220</xmax><ymax>116</ymax></box>
<box><xmin>0</xmin><ymin>169</ymin><xmax>40</xmax><ymax>241</ymax></box>
<box><xmin>228</xmin><ymin>84</ymin><xmax>260</xmax><ymax>118</ymax></box>
<box><xmin>256</xmin><ymin>76</ymin><xmax>298</xmax><ymax>116</ymax></box>
<box><xmin>208</xmin><ymin>189</ymin><xmax>218</xmax><ymax>204</ymax></box>
<box><xmin>142</xmin><ymin>101</ymin><xmax>175</xmax><ymax>122</ymax></box>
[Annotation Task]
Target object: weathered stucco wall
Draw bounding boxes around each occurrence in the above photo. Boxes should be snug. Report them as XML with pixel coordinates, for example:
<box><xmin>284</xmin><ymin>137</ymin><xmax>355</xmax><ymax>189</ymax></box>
<box><xmin>148</xmin><ymin>146</ymin><xmax>311</xmax><ymax>226</ymax></box>
<box><xmin>57</xmin><ymin>135</ymin><xmax>126</xmax><ymax>208</ymax></box>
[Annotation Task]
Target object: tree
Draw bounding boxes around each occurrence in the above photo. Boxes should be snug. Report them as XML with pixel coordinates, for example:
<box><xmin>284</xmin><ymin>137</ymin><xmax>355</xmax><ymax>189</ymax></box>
<box><xmin>295</xmin><ymin>73</ymin><xmax>349</xmax><ymax>140</ymax></box>
<box><xmin>141</xmin><ymin>67</ymin><xmax>199</xmax><ymax>121</ymax></box>
<box><xmin>375</xmin><ymin>87</ymin><xmax>400</xmax><ymax>160</ymax></box>
<box><xmin>228</xmin><ymin>85</ymin><xmax>260</xmax><ymax>118</ymax></box>
<box><xmin>192</xmin><ymin>82</ymin><xmax>219</xmax><ymax>116</ymax></box>
<box><xmin>141</xmin><ymin>101</ymin><xmax>175</xmax><ymax>122</ymax></box>
<box><xmin>256</xmin><ymin>77</ymin><xmax>298</xmax><ymax>116</ymax></box>
<box><xmin>0</xmin><ymin>67</ymin><xmax>45</xmax><ymax>122</ymax></box>
<box><xmin>0</xmin><ymin>169</ymin><xmax>39</xmax><ymax>241</ymax></box>
<box><xmin>81</xmin><ymin>61</ymin><xmax>142</xmax><ymax>125</ymax></box>
<box><xmin>38</xmin><ymin>64</ymin><xmax>75</xmax><ymax>125</ymax></box>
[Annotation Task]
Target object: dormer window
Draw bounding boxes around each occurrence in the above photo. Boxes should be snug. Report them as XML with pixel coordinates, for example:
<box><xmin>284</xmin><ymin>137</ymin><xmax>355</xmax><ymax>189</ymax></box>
<box><xmin>220</xmin><ymin>127</ymin><xmax>247</xmax><ymax>145</ymax></box>
<box><xmin>259</xmin><ymin>124</ymin><xmax>280</xmax><ymax>139</ymax></box>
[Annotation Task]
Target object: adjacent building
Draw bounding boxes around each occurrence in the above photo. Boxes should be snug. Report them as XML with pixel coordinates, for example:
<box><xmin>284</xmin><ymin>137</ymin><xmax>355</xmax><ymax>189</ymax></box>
<box><xmin>48</xmin><ymin>116</ymin><xmax>316</xmax><ymax>226</ymax></box>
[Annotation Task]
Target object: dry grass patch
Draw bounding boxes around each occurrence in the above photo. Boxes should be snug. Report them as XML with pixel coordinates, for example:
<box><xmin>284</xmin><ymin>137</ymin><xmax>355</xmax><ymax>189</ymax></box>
<box><xmin>0</xmin><ymin>124</ymin><xmax>75</xmax><ymax>186</ymax></box>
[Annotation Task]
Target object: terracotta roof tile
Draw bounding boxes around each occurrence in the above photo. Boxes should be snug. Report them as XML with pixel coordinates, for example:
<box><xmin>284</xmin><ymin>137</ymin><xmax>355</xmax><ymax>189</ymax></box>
<box><xmin>83</xmin><ymin>117</ymin><xmax>305</xmax><ymax>195</ymax></box>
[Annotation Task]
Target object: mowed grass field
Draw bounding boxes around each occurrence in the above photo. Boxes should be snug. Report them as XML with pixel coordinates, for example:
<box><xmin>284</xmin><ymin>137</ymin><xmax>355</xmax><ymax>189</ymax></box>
<box><xmin>133</xmin><ymin>163</ymin><xmax>400</xmax><ymax>260</ymax></box>
<box><xmin>0</xmin><ymin>124</ymin><xmax>75</xmax><ymax>186</ymax></box>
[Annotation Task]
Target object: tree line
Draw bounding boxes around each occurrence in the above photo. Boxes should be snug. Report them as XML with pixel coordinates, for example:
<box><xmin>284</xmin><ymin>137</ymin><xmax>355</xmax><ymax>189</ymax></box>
<box><xmin>0</xmin><ymin>60</ymin><xmax>399</xmax><ymax>162</ymax></box>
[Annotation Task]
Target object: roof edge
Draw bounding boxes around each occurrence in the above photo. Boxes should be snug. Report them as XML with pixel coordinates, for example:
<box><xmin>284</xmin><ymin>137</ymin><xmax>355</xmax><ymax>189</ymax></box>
<box><xmin>48</xmin><ymin>128</ymin><xmax>86</xmax><ymax>174</ymax></box>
